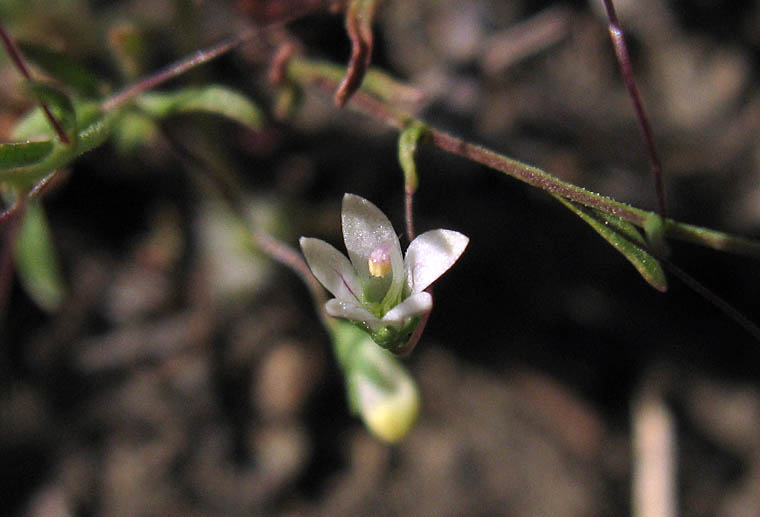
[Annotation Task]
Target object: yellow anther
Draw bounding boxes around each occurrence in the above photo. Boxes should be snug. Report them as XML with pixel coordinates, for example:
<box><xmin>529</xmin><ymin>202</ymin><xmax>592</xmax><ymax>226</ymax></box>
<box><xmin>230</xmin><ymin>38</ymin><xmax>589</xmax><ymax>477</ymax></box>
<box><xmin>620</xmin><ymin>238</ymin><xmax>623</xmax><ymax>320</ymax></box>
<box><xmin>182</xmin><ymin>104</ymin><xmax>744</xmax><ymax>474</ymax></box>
<box><xmin>368</xmin><ymin>247</ymin><xmax>391</xmax><ymax>278</ymax></box>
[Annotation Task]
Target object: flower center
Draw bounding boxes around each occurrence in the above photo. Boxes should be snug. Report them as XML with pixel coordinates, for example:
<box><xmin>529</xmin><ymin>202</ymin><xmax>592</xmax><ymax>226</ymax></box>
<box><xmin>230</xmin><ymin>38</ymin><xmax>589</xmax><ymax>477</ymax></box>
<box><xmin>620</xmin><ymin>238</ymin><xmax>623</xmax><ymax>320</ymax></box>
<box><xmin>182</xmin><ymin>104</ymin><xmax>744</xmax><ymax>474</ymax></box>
<box><xmin>368</xmin><ymin>246</ymin><xmax>392</xmax><ymax>278</ymax></box>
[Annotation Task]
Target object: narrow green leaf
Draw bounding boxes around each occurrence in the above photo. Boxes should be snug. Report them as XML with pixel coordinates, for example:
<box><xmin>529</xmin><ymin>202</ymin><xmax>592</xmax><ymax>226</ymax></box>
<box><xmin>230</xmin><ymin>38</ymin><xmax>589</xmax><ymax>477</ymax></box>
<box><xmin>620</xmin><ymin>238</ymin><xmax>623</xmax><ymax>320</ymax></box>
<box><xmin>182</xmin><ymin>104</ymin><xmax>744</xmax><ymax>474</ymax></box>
<box><xmin>362</xmin><ymin>69</ymin><xmax>425</xmax><ymax>104</ymax></box>
<box><xmin>179</xmin><ymin>86</ymin><xmax>264</xmax><ymax>130</ymax></box>
<box><xmin>137</xmin><ymin>85</ymin><xmax>264</xmax><ymax>131</ymax></box>
<box><xmin>398</xmin><ymin>121</ymin><xmax>428</xmax><ymax>193</ymax></box>
<box><xmin>0</xmin><ymin>141</ymin><xmax>54</xmax><ymax>170</ymax></box>
<box><xmin>289</xmin><ymin>57</ymin><xmax>422</xmax><ymax>105</ymax></box>
<box><xmin>14</xmin><ymin>200</ymin><xmax>65</xmax><ymax>311</ymax></box>
<box><xmin>555</xmin><ymin>195</ymin><xmax>668</xmax><ymax>292</ymax></box>
<box><xmin>18</xmin><ymin>41</ymin><xmax>103</xmax><ymax>97</ymax></box>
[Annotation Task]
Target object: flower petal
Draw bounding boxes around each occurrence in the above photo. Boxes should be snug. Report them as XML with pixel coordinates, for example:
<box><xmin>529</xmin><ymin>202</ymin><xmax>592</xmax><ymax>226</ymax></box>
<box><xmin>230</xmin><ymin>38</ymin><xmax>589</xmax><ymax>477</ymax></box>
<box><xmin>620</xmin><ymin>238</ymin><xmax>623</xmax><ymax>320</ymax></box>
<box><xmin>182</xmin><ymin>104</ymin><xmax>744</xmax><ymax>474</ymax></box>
<box><xmin>300</xmin><ymin>237</ymin><xmax>362</xmax><ymax>303</ymax></box>
<box><xmin>381</xmin><ymin>292</ymin><xmax>432</xmax><ymax>327</ymax></box>
<box><xmin>405</xmin><ymin>229</ymin><xmax>469</xmax><ymax>293</ymax></box>
<box><xmin>326</xmin><ymin>298</ymin><xmax>381</xmax><ymax>329</ymax></box>
<box><xmin>341</xmin><ymin>194</ymin><xmax>404</xmax><ymax>292</ymax></box>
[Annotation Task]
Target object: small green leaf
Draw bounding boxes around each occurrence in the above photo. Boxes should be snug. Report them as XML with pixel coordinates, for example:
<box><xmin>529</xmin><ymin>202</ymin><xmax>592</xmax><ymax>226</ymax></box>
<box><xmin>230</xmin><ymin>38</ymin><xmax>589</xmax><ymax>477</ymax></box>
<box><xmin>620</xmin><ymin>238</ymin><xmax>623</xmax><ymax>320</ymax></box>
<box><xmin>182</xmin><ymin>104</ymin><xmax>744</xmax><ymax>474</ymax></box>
<box><xmin>18</xmin><ymin>41</ymin><xmax>103</xmax><ymax>97</ymax></box>
<box><xmin>23</xmin><ymin>80</ymin><xmax>78</xmax><ymax>145</ymax></box>
<box><xmin>12</xmin><ymin>100</ymin><xmax>102</xmax><ymax>141</ymax></box>
<box><xmin>4</xmin><ymin>103</ymin><xmax>114</xmax><ymax>189</ymax></box>
<box><xmin>14</xmin><ymin>200</ymin><xmax>65</xmax><ymax>311</ymax></box>
<box><xmin>398</xmin><ymin>121</ymin><xmax>428</xmax><ymax>193</ymax></box>
<box><xmin>137</xmin><ymin>85</ymin><xmax>264</xmax><ymax>131</ymax></box>
<box><xmin>0</xmin><ymin>141</ymin><xmax>54</xmax><ymax>171</ymax></box>
<box><xmin>555</xmin><ymin>195</ymin><xmax>668</xmax><ymax>292</ymax></box>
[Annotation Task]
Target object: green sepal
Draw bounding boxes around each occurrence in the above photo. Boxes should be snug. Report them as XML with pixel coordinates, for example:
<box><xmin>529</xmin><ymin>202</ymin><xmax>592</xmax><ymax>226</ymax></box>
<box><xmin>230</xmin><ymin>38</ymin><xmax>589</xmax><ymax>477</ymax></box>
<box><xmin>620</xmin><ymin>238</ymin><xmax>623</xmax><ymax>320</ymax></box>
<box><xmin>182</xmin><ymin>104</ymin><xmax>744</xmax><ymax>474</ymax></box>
<box><xmin>555</xmin><ymin>195</ymin><xmax>668</xmax><ymax>292</ymax></box>
<box><xmin>365</xmin><ymin>317</ymin><xmax>421</xmax><ymax>354</ymax></box>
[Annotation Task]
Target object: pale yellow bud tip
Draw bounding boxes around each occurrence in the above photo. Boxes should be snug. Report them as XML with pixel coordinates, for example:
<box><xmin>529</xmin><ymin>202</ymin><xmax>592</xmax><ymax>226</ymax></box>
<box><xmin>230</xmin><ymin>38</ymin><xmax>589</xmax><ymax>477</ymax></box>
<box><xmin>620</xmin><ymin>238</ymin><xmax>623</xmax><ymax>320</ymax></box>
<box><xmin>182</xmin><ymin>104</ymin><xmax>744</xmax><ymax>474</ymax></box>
<box><xmin>353</xmin><ymin>343</ymin><xmax>421</xmax><ymax>443</ymax></box>
<box><xmin>363</xmin><ymin>387</ymin><xmax>420</xmax><ymax>443</ymax></box>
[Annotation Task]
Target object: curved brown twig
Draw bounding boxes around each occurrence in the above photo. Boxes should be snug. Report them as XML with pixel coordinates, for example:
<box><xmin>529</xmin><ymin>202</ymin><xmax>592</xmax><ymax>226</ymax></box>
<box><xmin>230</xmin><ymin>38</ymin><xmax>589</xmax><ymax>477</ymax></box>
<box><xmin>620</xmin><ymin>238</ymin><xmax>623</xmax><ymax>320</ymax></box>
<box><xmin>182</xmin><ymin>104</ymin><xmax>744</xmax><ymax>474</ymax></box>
<box><xmin>335</xmin><ymin>0</ymin><xmax>383</xmax><ymax>107</ymax></box>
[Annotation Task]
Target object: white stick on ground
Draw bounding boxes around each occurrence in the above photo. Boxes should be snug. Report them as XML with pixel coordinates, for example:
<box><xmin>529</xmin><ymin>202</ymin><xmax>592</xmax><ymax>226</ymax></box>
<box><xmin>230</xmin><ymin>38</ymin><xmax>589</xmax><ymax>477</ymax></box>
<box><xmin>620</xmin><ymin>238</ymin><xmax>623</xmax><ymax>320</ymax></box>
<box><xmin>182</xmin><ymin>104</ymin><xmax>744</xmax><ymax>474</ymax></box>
<box><xmin>632</xmin><ymin>387</ymin><xmax>677</xmax><ymax>517</ymax></box>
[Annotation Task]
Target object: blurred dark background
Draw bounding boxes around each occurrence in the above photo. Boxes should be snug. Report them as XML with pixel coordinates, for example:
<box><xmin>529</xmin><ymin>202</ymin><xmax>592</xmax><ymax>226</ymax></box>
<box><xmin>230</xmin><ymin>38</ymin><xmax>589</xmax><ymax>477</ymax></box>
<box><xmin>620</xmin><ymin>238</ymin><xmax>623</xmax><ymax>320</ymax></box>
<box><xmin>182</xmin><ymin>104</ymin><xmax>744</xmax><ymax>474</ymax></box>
<box><xmin>2</xmin><ymin>0</ymin><xmax>760</xmax><ymax>515</ymax></box>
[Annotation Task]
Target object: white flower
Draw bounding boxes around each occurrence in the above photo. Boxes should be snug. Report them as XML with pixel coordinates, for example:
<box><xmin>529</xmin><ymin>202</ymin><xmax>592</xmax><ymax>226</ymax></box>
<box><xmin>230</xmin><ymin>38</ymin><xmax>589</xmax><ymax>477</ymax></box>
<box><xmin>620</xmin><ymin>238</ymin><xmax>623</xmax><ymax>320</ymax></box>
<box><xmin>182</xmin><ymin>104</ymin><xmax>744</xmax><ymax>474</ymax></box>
<box><xmin>300</xmin><ymin>193</ymin><xmax>468</xmax><ymax>353</ymax></box>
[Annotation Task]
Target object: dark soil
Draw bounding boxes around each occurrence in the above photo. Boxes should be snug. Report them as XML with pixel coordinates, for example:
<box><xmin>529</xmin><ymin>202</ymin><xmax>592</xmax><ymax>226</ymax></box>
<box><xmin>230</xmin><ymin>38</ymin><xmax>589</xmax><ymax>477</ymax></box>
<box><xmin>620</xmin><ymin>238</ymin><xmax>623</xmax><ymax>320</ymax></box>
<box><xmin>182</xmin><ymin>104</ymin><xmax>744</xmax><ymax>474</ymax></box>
<box><xmin>3</xmin><ymin>1</ymin><xmax>760</xmax><ymax>515</ymax></box>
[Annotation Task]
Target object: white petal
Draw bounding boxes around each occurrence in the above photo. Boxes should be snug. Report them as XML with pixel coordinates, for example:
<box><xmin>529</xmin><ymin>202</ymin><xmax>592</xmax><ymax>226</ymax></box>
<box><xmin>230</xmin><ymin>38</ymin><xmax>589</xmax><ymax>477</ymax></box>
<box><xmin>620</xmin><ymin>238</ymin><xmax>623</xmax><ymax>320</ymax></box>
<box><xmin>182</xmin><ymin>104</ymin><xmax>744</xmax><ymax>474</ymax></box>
<box><xmin>326</xmin><ymin>298</ymin><xmax>381</xmax><ymax>328</ymax></box>
<box><xmin>405</xmin><ymin>229</ymin><xmax>469</xmax><ymax>293</ymax></box>
<box><xmin>341</xmin><ymin>194</ymin><xmax>404</xmax><ymax>289</ymax></box>
<box><xmin>300</xmin><ymin>237</ymin><xmax>362</xmax><ymax>303</ymax></box>
<box><xmin>381</xmin><ymin>292</ymin><xmax>432</xmax><ymax>327</ymax></box>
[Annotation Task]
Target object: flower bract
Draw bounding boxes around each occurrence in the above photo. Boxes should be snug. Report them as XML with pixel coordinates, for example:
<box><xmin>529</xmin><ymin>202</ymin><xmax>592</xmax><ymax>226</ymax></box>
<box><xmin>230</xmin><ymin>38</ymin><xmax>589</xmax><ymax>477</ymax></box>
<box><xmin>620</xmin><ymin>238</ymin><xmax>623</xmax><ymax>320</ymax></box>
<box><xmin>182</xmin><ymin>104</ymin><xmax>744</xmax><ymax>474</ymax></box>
<box><xmin>300</xmin><ymin>193</ymin><xmax>468</xmax><ymax>354</ymax></box>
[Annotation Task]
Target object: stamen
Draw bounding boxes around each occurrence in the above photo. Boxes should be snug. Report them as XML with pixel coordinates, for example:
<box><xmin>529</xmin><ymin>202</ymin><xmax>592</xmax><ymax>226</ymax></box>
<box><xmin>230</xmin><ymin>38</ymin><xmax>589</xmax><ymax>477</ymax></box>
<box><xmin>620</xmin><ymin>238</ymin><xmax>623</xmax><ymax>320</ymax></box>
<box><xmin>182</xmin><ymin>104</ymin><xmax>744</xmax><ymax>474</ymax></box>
<box><xmin>368</xmin><ymin>246</ymin><xmax>392</xmax><ymax>278</ymax></box>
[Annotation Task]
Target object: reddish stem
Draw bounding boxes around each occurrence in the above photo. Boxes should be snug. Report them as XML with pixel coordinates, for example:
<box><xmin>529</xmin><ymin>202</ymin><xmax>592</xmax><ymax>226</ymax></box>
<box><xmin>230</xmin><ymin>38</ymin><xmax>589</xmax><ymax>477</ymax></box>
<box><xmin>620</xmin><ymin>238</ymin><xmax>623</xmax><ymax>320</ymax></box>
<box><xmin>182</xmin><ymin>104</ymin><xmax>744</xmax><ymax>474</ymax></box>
<box><xmin>103</xmin><ymin>37</ymin><xmax>241</xmax><ymax>111</ymax></box>
<box><xmin>404</xmin><ymin>188</ymin><xmax>415</xmax><ymax>243</ymax></box>
<box><xmin>601</xmin><ymin>0</ymin><xmax>666</xmax><ymax>217</ymax></box>
<box><xmin>429</xmin><ymin>129</ymin><xmax>646</xmax><ymax>225</ymax></box>
<box><xmin>0</xmin><ymin>22</ymin><xmax>70</xmax><ymax>144</ymax></box>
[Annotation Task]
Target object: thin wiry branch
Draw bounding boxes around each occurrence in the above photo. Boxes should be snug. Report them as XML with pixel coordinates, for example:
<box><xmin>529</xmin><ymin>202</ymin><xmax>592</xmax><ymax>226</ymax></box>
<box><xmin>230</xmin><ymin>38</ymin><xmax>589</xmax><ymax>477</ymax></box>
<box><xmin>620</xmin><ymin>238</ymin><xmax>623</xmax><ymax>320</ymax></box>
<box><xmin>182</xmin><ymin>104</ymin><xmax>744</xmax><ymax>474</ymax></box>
<box><xmin>601</xmin><ymin>0</ymin><xmax>667</xmax><ymax>218</ymax></box>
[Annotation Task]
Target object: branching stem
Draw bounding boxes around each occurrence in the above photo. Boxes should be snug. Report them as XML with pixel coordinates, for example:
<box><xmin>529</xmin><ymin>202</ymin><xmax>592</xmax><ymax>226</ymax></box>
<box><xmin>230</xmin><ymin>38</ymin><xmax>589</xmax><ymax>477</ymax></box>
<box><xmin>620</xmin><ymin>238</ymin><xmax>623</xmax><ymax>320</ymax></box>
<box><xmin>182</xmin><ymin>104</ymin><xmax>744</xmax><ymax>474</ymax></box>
<box><xmin>93</xmin><ymin>25</ymin><xmax>756</xmax><ymax>257</ymax></box>
<box><xmin>286</xmin><ymin>57</ymin><xmax>760</xmax><ymax>258</ymax></box>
